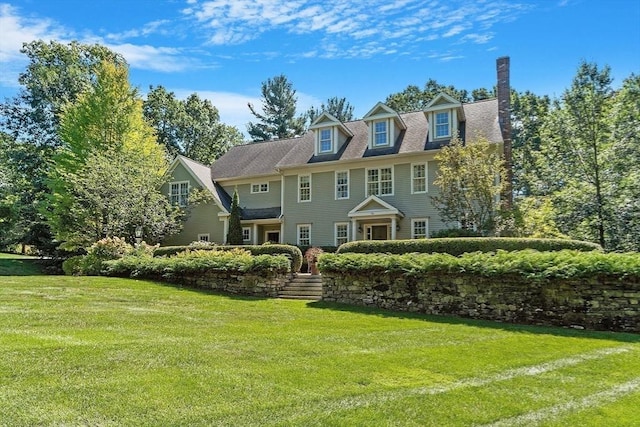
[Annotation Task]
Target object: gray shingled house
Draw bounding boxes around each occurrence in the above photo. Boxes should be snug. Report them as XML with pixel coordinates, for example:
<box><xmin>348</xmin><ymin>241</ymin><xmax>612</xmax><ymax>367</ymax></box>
<box><xmin>160</xmin><ymin>58</ymin><xmax>511</xmax><ymax>247</ymax></box>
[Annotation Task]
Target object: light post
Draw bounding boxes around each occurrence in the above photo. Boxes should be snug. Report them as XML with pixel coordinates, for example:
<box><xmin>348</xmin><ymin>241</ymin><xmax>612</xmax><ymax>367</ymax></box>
<box><xmin>135</xmin><ymin>226</ymin><xmax>143</xmax><ymax>245</ymax></box>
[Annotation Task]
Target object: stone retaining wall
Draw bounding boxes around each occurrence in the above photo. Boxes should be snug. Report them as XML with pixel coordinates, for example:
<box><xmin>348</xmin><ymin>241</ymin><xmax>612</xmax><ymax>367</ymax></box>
<box><xmin>321</xmin><ymin>273</ymin><xmax>639</xmax><ymax>333</ymax></box>
<box><xmin>160</xmin><ymin>271</ymin><xmax>291</xmax><ymax>297</ymax></box>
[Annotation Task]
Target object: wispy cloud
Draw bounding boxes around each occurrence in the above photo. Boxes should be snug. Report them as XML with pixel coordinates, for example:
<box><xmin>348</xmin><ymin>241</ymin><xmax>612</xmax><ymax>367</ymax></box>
<box><xmin>183</xmin><ymin>0</ymin><xmax>532</xmax><ymax>59</ymax></box>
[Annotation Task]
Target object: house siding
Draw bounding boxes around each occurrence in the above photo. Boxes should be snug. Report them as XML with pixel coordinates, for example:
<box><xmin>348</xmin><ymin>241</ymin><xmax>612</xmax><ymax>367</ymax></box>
<box><xmin>222</xmin><ymin>178</ymin><xmax>281</xmax><ymax>210</ymax></box>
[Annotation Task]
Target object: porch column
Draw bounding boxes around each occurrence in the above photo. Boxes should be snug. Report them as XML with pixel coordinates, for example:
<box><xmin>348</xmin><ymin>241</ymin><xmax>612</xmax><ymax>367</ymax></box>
<box><xmin>222</xmin><ymin>218</ymin><xmax>229</xmax><ymax>244</ymax></box>
<box><xmin>351</xmin><ymin>219</ymin><xmax>358</xmax><ymax>241</ymax></box>
<box><xmin>391</xmin><ymin>217</ymin><xmax>397</xmax><ymax>240</ymax></box>
<box><xmin>253</xmin><ymin>223</ymin><xmax>258</xmax><ymax>245</ymax></box>
<box><xmin>280</xmin><ymin>222</ymin><xmax>284</xmax><ymax>244</ymax></box>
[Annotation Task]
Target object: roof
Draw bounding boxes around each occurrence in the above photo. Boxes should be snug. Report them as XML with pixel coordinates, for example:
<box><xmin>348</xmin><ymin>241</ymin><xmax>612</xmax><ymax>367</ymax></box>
<box><xmin>210</xmin><ymin>98</ymin><xmax>502</xmax><ymax>179</ymax></box>
<box><xmin>171</xmin><ymin>155</ymin><xmax>229</xmax><ymax>213</ymax></box>
<box><xmin>241</xmin><ymin>206</ymin><xmax>281</xmax><ymax>220</ymax></box>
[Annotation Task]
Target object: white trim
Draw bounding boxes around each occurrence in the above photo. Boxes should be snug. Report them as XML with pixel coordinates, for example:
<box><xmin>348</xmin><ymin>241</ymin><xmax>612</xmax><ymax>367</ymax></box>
<box><xmin>250</xmin><ymin>182</ymin><xmax>269</xmax><ymax>193</ymax></box>
<box><xmin>372</xmin><ymin>119</ymin><xmax>390</xmax><ymax>147</ymax></box>
<box><xmin>411</xmin><ymin>162</ymin><xmax>428</xmax><ymax>194</ymax></box>
<box><xmin>197</xmin><ymin>233</ymin><xmax>210</xmax><ymax>242</ymax></box>
<box><xmin>365</xmin><ymin>166</ymin><xmax>394</xmax><ymax>197</ymax></box>
<box><xmin>167</xmin><ymin>155</ymin><xmax>229</xmax><ymax>214</ymax></box>
<box><xmin>348</xmin><ymin>195</ymin><xmax>404</xmax><ymax>218</ymax></box>
<box><xmin>297</xmin><ymin>224</ymin><xmax>311</xmax><ymax>246</ymax></box>
<box><xmin>298</xmin><ymin>174</ymin><xmax>311</xmax><ymax>203</ymax></box>
<box><xmin>334</xmin><ymin>222</ymin><xmax>349</xmax><ymax>246</ymax></box>
<box><xmin>169</xmin><ymin>180</ymin><xmax>190</xmax><ymax>207</ymax></box>
<box><xmin>318</xmin><ymin>128</ymin><xmax>334</xmax><ymax>154</ymax></box>
<box><xmin>411</xmin><ymin>218</ymin><xmax>429</xmax><ymax>239</ymax></box>
<box><xmin>242</xmin><ymin>227</ymin><xmax>251</xmax><ymax>242</ymax></box>
<box><xmin>335</xmin><ymin>170</ymin><xmax>349</xmax><ymax>200</ymax></box>
<box><xmin>434</xmin><ymin>111</ymin><xmax>451</xmax><ymax>139</ymax></box>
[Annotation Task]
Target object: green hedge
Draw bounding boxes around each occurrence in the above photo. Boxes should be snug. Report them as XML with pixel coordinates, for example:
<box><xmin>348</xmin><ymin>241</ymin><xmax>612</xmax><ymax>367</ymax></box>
<box><xmin>319</xmin><ymin>250</ymin><xmax>640</xmax><ymax>280</ymax></box>
<box><xmin>105</xmin><ymin>248</ymin><xmax>290</xmax><ymax>278</ymax></box>
<box><xmin>336</xmin><ymin>238</ymin><xmax>601</xmax><ymax>256</ymax></box>
<box><xmin>154</xmin><ymin>244</ymin><xmax>303</xmax><ymax>272</ymax></box>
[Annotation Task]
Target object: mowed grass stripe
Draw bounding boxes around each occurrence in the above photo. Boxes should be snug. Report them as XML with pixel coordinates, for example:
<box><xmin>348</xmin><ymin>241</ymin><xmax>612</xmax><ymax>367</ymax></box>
<box><xmin>482</xmin><ymin>377</ymin><xmax>640</xmax><ymax>427</ymax></box>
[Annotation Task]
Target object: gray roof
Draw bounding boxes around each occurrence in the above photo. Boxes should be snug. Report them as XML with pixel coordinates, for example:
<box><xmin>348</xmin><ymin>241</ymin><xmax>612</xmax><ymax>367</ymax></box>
<box><xmin>210</xmin><ymin>98</ymin><xmax>502</xmax><ymax>179</ymax></box>
<box><xmin>175</xmin><ymin>155</ymin><xmax>229</xmax><ymax>213</ymax></box>
<box><xmin>241</xmin><ymin>207</ymin><xmax>281</xmax><ymax>220</ymax></box>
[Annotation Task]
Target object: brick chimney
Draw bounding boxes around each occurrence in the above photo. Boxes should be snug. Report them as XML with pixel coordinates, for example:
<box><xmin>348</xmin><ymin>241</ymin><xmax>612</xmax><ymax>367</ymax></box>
<box><xmin>496</xmin><ymin>56</ymin><xmax>513</xmax><ymax>209</ymax></box>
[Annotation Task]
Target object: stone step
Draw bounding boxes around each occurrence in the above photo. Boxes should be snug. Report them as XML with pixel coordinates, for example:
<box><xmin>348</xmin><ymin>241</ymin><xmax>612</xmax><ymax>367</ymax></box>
<box><xmin>278</xmin><ymin>274</ymin><xmax>323</xmax><ymax>300</ymax></box>
<box><xmin>278</xmin><ymin>294</ymin><xmax>322</xmax><ymax>300</ymax></box>
<box><xmin>283</xmin><ymin>285</ymin><xmax>322</xmax><ymax>291</ymax></box>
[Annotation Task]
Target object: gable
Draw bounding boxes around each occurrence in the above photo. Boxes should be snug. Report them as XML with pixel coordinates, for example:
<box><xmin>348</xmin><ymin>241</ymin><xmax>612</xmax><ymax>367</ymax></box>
<box><xmin>167</xmin><ymin>155</ymin><xmax>229</xmax><ymax>214</ymax></box>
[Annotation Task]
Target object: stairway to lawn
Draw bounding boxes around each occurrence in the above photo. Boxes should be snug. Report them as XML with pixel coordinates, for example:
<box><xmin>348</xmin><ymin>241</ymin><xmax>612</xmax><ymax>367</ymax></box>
<box><xmin>278</xmin><ymin>273</ymin><xmax>323</xmax><ymax>300</ymax></box>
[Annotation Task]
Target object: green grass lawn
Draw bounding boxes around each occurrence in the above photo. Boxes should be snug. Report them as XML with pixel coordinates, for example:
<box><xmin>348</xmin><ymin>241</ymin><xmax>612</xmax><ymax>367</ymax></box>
<box><xmin>1</xmin><ymin>256</ymin><xmax>639</xmax><ymax>426</ymax></box>
<box><xmin>0</xmin><ymin>252</ymin><xmax>44</xmax><ymax>275</ymax></box>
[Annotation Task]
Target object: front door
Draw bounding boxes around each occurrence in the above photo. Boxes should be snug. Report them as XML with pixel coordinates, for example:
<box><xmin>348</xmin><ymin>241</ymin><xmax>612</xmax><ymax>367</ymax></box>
<box><xmin>366</xmin><ymin>224</ymin><xmax>389</xmax><ymax>240</ymax></box>
<box><xmin>265</xmin><ymin>231</ymin><xmax>280</xmax><ymax>243</ymax></box>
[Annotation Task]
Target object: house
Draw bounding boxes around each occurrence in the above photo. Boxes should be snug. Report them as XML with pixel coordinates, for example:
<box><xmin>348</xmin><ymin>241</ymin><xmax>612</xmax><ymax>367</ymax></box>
<box><xmin>160</xmin><ymin>57</ymin><xmax>511</xmax><ymax>247</ymax></box>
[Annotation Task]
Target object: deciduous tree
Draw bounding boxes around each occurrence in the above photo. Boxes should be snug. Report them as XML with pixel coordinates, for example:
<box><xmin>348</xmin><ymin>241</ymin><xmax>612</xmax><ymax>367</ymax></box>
<box><xmin>305</xmin><ymin>96</ymin><xmax>355</xmax><ymax>125</ymax></box>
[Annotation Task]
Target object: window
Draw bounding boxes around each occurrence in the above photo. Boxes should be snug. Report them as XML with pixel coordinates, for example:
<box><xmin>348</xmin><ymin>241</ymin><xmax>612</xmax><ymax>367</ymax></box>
<box><xmin>412</xmin><ymin>163</ymin><xmax>427</xmax><ymax>193</ymax></box>
<box><xmin>197</xmin><ymin>233</ymin><xmax>210</xmax><ymax>242</ymax></box>
<box><xmin>366</xmin><ymin>167</ymin><xmax>393</xmax><ymax>196</ymax></box>
<box><xmin>251</xmin><ymin>183</ymin><xmax>269</xmax><ymax>193</ymax></box>
<box><xmin>297</xmin><ymin>224</ymin><xmax>311</xmax><ymax>246</ymax></box>
<box><xmin>242</xmin><ymin>227</ymin><xmax>251</xmax><ymax>242</ymax></box>
<box><xmin>435</xmin><ymin>112</ymin><xmax>450</xmax><ymax>138</ymax></box>
<box><xmin>170</xmin><ymin>181</ymin><xmax>189</xmax><ymax>207</ymax></box>
<box><xmin>298</xmin><ymin>174</ymin><xmax>311</xmax><ymax>202</ymax></box>
<box><xmin>374</xmin><ymin>120</ymin><xmax>388</xmax><ymax>146</ymax></box>
<box><xmin>335</xmin><ymin>171</ymin><xmax>349</xmax><ymax>200</ymax></box>
<box><xmin>319</xmin><ymin>129</ymin><xmax>333</xmax><ymax>153</ymax></box>
<box><xmin>411</xmin><ymin>219</ymin><xmax>428</xmax><ymax>239</ymax></box>
<box><xmin>335</xmin><ymin>223</ymin><xmax>349</xmax><ymax>246</ymax></box>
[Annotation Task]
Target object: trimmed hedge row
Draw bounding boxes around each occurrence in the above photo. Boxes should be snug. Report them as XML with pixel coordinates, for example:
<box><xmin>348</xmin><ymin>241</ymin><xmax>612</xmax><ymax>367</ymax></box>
<box><xmin>319</xmin><ymin>250</ymin><xmax>640</xmax><ymax>280</ymax></box>
<box><xmin>336</xmin><ymin>238</ymin><xmax>601</xmax><ymax>256</ymax></box>
<box><xmin>154</xmin><ymin>244</ymin><xmax>303</xmax><ymax>272</ymax></box>
<box><xmin>105</xmin><ymin>248</ymin><xmax>291</xmax><ymax>278</ymax></box>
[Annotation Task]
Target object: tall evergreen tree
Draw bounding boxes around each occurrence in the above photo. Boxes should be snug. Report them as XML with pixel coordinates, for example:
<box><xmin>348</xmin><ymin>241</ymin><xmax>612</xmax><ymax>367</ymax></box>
<box><xmin>227</xmin><ymin>189</ymin><xmax>243</xmax><ymax>245</ymax></box>
<box><xmin>305</xmin><ymin>96</ymin><xmax>355</xmax><ymax>125</ymax></box>
<box><xmin>247</xmin><ymin>75</ymin><xmax>305</xmax><ymax>141</ymax></box>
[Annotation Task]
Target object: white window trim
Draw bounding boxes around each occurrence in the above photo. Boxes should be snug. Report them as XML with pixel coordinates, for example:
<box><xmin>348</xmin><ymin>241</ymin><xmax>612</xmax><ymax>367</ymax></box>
<box><xmin>298</xmin><ymin>174</ymin><xmax>312</xmax><ymax>203</ymax></box>
<box><xmin>242</xmin><ymin>227</ymin><xmax>251</xmax><ymax>242</ymax></box>
<box><xmin>411</xmin><ymin>162</ymin><xmax>428</xmax><ymax>194</ymax></box>
<box><xmin>297</xmin><ymin>224</ymin><xmax>311</xmax><ymax>246</ymax></box>
<box><xmin>434</xmin><ymin>111</ymin><xmax>451</xmax><ymax>139</ymax></box>
<box><xmin>169</xmin><ymin>180</ymin><xmax>189</xmax><ymax>207</ymax></box>
<box><xmin>334</xmin><ymin>222</ymin><xmax>349</xmax><ymax>246</ymax></box>
<box><xmin>250</xmin><ymin>182</ymin><xmax>269</xmax><ymax>193</ymax></box>
<box><xmin>318</xmin><ymin>128</ymin><xmax>334</xmax><ymax>154</ymax></box>
<box><xmin>365</xmin><ymin>166</ymin><xmax>394</xmax><ymax>197</ymax></box>
<box><xmin>335</xmin><ymin>170</ymin><xmax>350</xmax><ymax>200</ymax></box>
<box><xmin>197</xmin><ymin>233</ymin><xmax>210</xmax><ymax>242</ymax></box>
<box><xmin>411</xmin><ymin>218</ymin><xmax>429</xmax><ymax>239</ymax></box>
<box><xmin>373</xmin><ymin>119</ymin><xmax>389</xmax><ymax>147</ymax></box>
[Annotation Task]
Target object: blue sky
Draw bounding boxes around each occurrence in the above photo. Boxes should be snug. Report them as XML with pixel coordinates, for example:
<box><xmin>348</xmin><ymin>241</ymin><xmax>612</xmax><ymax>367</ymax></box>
<box><xmin>1</xmin><ymin>0</ymin><xmax>639</xmax><ymax>135</ymax></box>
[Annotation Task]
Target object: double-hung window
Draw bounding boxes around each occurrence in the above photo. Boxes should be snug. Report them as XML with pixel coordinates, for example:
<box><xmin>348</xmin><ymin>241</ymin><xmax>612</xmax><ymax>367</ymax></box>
<box><xmin>242</xmin><ymin>227</ymin><xmax>251</xmax><ymax>242</ymax></box>
<box><xmin>319</xmin><ymin>129</ymin><xmax>333</xmax><ymax>153</ymax></box>
<box><xmin>412</xmin><ymin>163</ymin><xmax>427</xmax><ymax>193</ymax></box>
<box><xmin>170</xmin><ymin>181</ymin><xmax>189</xmax><ymax>207</ymax></box>
<box><xmin>297</xmin><ymin>224</ymin><xmax>311</xmax><ymax>246</ymax></box>
<box><xmin>335</xmin><ymin>171</ymin><xmax>349</xmax><ymax>200</ymax></box>
<box><xmin>374</xmin><ymin>120</ymin><xmax>388</xmax><ymax>146</ymax></box>
<box><xmin>298</xmin><ymin>174</ymin><xmax>311</xmax><ymax>202</ymax></box>
<box><xmin>411</xmin><ymin>219</ymin><xmax>428</xmax><ymax>239</ymax></box>
<box><xmin>435</xmin><ymin>112</ymin><xmax>450</xmax><ymax>138</ymax></box>
<box><xmin>335</xmin><ymin>223</ymin><xmax>349</xmax><ymax>246</ymax></box>
<box><xmin>366</xmin><ymin>167</ymin><xmax>393</xmax><ymax>196</ymax></box>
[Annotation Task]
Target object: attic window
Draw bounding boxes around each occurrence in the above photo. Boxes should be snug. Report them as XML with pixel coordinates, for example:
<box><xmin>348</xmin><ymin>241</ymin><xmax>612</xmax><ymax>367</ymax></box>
<box><xmin>251</xmin><ymin>183</ymin><xmax>269</xmax><ymax>193</ymax></box>
<box><xmin>319</xmin><ymin>128</ymin><xmax>333</xmax><ymax>153</ymax></box>
<box><xmin>374</xmin><ymin>120</ymin><xmax>388</xmax><ymax>146</ymax></box>
<box><xmin>435</xmin><ymin>112</ymin><xmax>450</xmax><ymax>138</ymax></box>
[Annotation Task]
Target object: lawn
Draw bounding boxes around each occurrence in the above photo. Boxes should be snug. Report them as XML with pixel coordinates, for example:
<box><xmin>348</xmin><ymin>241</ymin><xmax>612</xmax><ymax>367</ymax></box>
<box><xmin>1</xmin><ymin>256</ymin><xmax>639</xmax><ymax>426</ymax></box>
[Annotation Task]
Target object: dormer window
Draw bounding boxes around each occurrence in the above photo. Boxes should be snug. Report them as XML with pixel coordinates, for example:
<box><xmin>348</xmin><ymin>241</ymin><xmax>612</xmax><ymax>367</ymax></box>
<box><xmin>435</xmin><ymin>112</ymin><xmax>450</xmax><ymax>138</ymax></box>
<box><xmin>319</xmin><ymin>128</ymin><xmax>333</xmax><ymax>153</ymax></box>
<box><xmin>374</xmin><ymin>121</ymin><xmax>388</xmax><ymax>146</ymax></box>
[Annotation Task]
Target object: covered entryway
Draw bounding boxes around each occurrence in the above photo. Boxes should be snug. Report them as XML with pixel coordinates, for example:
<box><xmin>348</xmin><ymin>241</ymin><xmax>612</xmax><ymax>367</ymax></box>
<box><xmin>348</xmin><ymin>195</ymin><xmax>404</xmax><ymax>241</ymax></box>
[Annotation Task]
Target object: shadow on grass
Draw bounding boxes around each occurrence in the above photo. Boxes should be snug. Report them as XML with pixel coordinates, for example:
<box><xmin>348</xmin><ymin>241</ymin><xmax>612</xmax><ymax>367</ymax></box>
<box><xmin>306</xmin><ymin>300</ymin><xmax>640</xmax><ymax>343</ymax></box>
<box><xmin>0</xmin><ymin>256</ymin><xmax>45</xmax><ymax>276</ymax></box>
<box><xmin>131</xmin><ymin>276</ymin><xmax>273</xmax><ymax>302</ymax></box>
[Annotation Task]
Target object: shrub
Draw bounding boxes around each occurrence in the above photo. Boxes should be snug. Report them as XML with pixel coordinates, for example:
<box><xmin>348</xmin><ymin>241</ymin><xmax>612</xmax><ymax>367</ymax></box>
<box><xmin>336</xmin><ymin>238</ymin><xmax>601</xmax><ymax>256</ymax></box>
<box><xmin>104</xmin><ymin>248</ymin><xmax>290</xmax><ymax>278</ymax></box>
<box><xmin>66</xmin><ymin>237</ymin><xmax>134</xmax><ymax>276</ymax></box>
<box><xmin>319</xmin><ymin>250</ymin><xmax>640</xmax><ymax>280</ymax></box>
<box><xmin>154</xmin><ymin>244</ymin><xmax>303</xmax><ymax>272</ymax></box>
<box><xmin>62</xmin><ymin>255</ymin><xmax>85</xmax><ymax>276</ymax></box>
<box><xmin>431</xmin><ymin>228</ymin><xmax>482</xmax><ymax>238</ymax></box>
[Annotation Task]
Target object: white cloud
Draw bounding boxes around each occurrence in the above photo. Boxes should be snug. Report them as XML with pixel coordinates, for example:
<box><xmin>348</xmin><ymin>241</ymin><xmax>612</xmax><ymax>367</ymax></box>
<box><xmin>105</xmin><ymin>43</ymin><xmax>193</xmax><ymax>72</ymax></box>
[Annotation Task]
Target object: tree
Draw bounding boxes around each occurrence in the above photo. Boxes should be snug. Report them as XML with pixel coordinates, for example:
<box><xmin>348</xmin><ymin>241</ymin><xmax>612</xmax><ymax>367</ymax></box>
<box><xmin>247</xmin><ymin>75</ymin><xmax>305</xmax><ymax>141</ymax></box>
<box><xmin>305</xmin><ymin>96</ymin><xmax>355</xmax><ymax>125</ymax></box>
<box><xmin>385</xmin><ymin>79</ymin><xmax>472</xmax><ymax>113</ymax></box>
<box><xmin>143</xmin><ymin>86</ymin><xmax>244</xmax><ymax>164</ymax></box>
<box><xmin>540</xmin><ymin>62</ymin><xmax>614</xmax><ymax>249</ymax></box>
<box><xmin>0</xmin><ymin>41</ymin><xmax>125</xmax><ymax>252</ymax></box>
<box><xmin>431</xmin><ymin>134</ymin><xmax>506</xmax><ymax>235</ymax></box>
<box><xmin>48</xmin><ymin>60</ymin><xmax>181</xmax><ymax>248</ymax></box>
<box><xmin>227</xmin><ymin>189</ymin><xmax>243</xmax><ymax>245</ymax></box>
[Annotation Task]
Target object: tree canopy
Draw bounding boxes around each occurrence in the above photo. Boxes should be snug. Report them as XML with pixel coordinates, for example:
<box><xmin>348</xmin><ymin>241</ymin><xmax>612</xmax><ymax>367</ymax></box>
<box><xmin>305</xmin><ymin>96</ymin><xmax>355</xmax><ymax>125</ymax></box>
